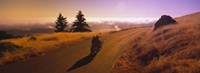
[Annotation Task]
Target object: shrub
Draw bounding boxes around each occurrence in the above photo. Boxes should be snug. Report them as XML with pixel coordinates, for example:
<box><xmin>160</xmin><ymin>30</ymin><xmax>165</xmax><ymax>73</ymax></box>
<box><xmin>0</xmin><ymin>42</ymin><xmax>22</xmax><ymax>56</ymax></box>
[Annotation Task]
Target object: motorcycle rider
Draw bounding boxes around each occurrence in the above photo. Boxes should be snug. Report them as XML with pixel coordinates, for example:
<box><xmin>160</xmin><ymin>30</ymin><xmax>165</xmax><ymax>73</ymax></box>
<box><xmin>91</xmin><ymin>35</ymin><xmax>102</xmax><ymax>54</ymax></box>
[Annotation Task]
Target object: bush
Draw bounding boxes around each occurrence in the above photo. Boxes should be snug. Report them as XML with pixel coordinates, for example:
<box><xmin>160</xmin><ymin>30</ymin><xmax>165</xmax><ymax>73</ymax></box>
<box><xmin>0</xmin><ymin>31</ymin><xmax>13</xmax><ymax>40</ymax></box>
<box><xmin>0</xmin><ymin>42</ymin><xmax>22</xmax><ymax>56</ymax></box>
<box><xmin>28</xmin><ymin>36</ymin><xmax>37</xmax><ymax>41</ymax></box>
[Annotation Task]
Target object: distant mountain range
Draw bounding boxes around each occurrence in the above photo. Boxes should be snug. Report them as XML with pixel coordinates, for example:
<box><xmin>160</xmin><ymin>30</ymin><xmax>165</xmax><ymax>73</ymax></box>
<box><xmin>0</xmin><ymin>21</ymin><xmax>155</xmax><ymax>36</ymax></box>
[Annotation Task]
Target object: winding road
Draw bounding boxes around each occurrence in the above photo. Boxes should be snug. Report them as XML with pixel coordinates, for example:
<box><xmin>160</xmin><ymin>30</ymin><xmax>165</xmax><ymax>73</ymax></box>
<box><xmin>0</xmin><ymin>27</ymin><xmax>151</xmax><ymax>73</ymax></box>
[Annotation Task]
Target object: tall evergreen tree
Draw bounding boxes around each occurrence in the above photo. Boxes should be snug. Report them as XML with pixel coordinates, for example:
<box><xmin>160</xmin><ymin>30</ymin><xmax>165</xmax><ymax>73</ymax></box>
<box><xmin>70</xmin><ymin>11</ymin><xmax>92</xmax><ymax>32</ymax></box>
<box><xmin>55</xmin><ymin>13</ymin><xmax>68</xmax><ymax>32</ymax></box>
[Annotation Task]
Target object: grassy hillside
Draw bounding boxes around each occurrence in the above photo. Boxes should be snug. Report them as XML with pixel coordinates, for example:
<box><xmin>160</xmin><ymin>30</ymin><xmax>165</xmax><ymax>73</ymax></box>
<box><xmin>0</xmin><ymin>32</ymin><xmax>96</xmax><ymax>66</ymax></box>
<box><xmin>111</xmin><ymin>12</ymin><xmax>200</xmax><ymax>73</ymax></box>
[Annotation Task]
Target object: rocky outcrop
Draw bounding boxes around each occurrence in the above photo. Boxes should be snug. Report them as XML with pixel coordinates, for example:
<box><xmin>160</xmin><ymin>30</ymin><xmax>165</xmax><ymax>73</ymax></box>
<box><xmin>154</xmin><ymin>15</ymin><xmax>177</xmax><ymax>30</ymax></box>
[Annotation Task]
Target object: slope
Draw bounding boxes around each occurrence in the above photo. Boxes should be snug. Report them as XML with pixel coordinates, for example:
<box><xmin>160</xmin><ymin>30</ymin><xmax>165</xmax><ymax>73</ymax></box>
<box><xmin>111</xmin><ymin>12</ymin><xmax>200</xmax><ymax>73</ymax></box>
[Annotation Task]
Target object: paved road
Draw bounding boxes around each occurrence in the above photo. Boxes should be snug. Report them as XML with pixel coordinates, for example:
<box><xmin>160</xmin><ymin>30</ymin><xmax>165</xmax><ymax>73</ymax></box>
<box><xmin>0</xmin><ymin>27</ymin><xmax>150</xmax><ymax>73</ymax></box>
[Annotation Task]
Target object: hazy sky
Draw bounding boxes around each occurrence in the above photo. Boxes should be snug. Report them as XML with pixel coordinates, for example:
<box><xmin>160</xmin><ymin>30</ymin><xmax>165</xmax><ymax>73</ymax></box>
<box><xmin>0</xmin><ymin>0</ymin><xmax>200</xmax><ymax>22</ymax></box>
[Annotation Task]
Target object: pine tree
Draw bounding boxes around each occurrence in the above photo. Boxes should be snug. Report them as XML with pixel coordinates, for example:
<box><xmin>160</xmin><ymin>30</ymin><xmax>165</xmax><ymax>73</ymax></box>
<box><xmin>55</xmin><ymin>13</ymin><xmax>68</xmax><ymax>32</ymax></box>
<box><xmin>70</xmin><ymin>11</ymin><xmax>92</xmax><ymax>32</ymax></box>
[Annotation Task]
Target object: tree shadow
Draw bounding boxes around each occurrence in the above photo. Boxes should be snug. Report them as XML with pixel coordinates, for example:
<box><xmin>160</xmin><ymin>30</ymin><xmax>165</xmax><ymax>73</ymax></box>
<box><xmin>67</xmin><ymin>53</ymin><xmax>97</xmax><ymax>72</ymax></box>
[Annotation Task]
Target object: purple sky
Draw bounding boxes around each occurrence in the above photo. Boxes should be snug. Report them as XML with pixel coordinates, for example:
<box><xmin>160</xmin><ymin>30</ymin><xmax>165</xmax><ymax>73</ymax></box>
<box><xmin>0</xmin><ymin>0</ymin><xmax>200</xmax><ymax>22</ymax></box>
<box><xmin>65</xmin><ymin>0</ymin><xmax>200</xmax><ymax>17</ymax></box>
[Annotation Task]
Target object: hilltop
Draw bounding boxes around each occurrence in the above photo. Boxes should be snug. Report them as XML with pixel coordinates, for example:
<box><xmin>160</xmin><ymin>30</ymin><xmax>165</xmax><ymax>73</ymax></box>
<box><xmin>111</xmin><ymin>12</ymin><xmax>200</xmax><ymax>73</ymax></box>
<box><xmin>175</xmin><ymin>12</ymin><xmax>200</xmax><ymax>25</ymax></box>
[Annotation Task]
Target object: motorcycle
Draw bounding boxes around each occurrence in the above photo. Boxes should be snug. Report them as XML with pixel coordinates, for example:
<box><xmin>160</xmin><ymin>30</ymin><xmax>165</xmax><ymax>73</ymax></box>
<box><xmin>91</xmin><ymin>41</ymin><xmax>103</xmax><ymax>54</ymax></box>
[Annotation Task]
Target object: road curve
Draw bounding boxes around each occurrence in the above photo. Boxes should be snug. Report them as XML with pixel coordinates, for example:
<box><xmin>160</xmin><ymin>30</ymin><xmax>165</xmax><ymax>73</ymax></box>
<box><xmin>0</xmin><ymin>27</ymin><xmax>151</xmax><ymax>73</ymax></box>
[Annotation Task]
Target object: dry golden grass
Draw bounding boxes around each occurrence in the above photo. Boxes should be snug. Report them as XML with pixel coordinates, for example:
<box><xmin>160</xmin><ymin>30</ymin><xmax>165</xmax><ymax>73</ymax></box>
<box><xmin>111</xmin><ymin>12</ymin><xmax>200</xmax><ymax>73</ymax></box>
<box><xmin>0</xmin><ymin>32</ymin><xmax>97</xmax><ymax>66</ymax></box>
